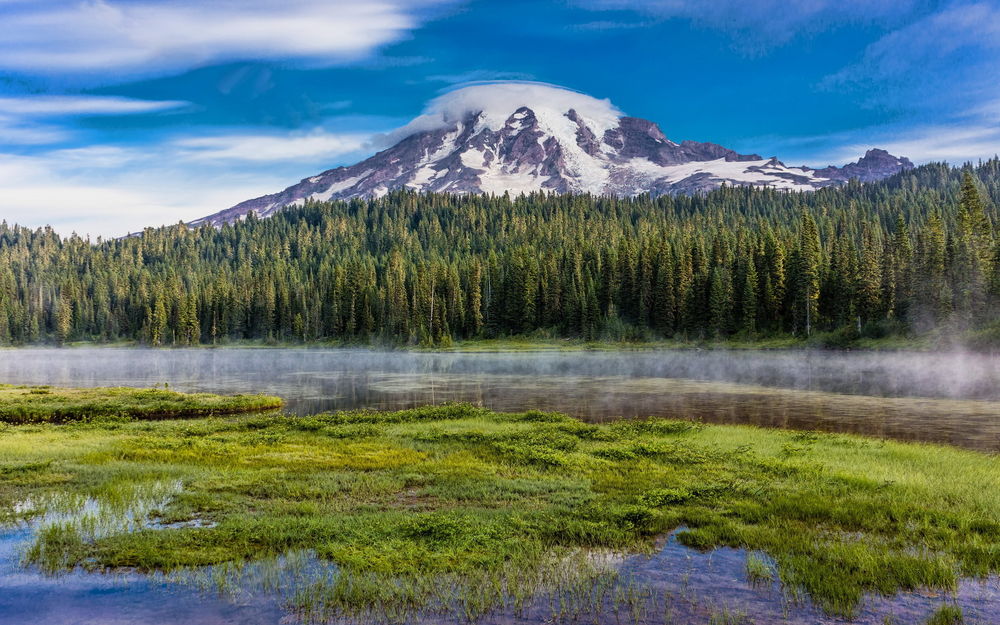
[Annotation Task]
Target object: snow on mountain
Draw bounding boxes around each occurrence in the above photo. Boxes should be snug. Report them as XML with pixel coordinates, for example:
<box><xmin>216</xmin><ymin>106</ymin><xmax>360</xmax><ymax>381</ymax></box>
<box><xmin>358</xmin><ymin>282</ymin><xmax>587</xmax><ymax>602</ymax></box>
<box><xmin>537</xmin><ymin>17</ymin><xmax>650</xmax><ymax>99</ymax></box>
<box><xmin>193</xmin><ymin>83</ymin><xmax>914</xmax><ymax>226</ymax></box>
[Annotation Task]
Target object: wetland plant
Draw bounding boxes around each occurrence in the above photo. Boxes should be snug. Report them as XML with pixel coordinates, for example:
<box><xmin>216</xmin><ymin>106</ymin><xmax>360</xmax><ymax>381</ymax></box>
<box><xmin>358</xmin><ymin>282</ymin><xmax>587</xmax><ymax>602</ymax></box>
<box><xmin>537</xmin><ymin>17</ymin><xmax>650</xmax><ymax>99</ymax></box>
<box><xmin>744</xmin><ymin>552</ymin><xmax>774</xmax><ymax>586</ymax></box>
<box><xmin>1</xmin><ymin>402</ymin><xmax>999</xmax><ymax>623</ymax></box>
<box><xmin>924</xmin><ymin>604</ymin><xmax>963</xmax><ymax>625</ymax></box>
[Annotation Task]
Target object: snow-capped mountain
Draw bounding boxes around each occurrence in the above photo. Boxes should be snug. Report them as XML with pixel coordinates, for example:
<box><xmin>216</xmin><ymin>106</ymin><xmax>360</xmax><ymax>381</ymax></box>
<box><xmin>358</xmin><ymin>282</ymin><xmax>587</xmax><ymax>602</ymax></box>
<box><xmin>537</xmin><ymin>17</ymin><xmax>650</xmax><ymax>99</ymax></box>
<box><xmin>194</xmin><ymin>83</ymin><xmax>913</xmax><ymax>226</ymax></box>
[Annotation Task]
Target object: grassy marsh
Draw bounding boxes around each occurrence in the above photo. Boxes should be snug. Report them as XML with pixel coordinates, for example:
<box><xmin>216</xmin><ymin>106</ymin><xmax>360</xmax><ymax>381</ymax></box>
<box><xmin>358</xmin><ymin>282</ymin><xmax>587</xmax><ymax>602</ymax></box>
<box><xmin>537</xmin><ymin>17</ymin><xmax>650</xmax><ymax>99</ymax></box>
<box><xmin>0</xmin><ymin>384</ymin><xmax>283</xmax><ymax>424</ymax></box>
<box><xmin>2</xmin><ymin>403</ymin><xmax>999</xmax><ymax>622</ymax></box>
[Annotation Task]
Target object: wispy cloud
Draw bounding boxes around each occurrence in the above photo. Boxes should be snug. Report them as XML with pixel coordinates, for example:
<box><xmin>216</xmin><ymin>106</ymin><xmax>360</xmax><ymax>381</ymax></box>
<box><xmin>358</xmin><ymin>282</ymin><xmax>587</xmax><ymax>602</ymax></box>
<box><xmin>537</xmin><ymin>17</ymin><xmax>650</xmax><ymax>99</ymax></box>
<box><xmin>810</xmin><ymin>2</ymin><xmax>1000</xmax><ymax>165</ymax></box>
<box><xmin>858</xmin><ymin>125</ymin><xmax>1000</xmax><ymax>165</ymax></box>
<box><xmin>741</xmin><ymin>97</ymin><xmax>1000</xmax><ymax>168</ymax></box>
<box><xmin>0</xmin><ymin>147</ymin><xmax>288</xmax><ymax>236</ymax></box>
<box><xmin>0</xmin><ymin>115</ymin><xmax>70</xmax><ymax>145</ymax></box>
<box><xmin>174</xmin><ymin>130</ymin><xmax>369</xmax><ymax>162</ymax></box>
<box><xmin>574</xmin><ymin>0</ymin><xmax>917</xmax><ymax>52</ymax></box>
<box><xmin>824</xmin><ymin>111</ymin><xmax>1000</xmax><ymax>166</ymax></box>
<box><xmin>0</xmin><ymin>124</ymin><xmax>381</xmax><ymax>235</ymax></box>
<box><xmin>426</xmin><ymin>70</ymin><xmax>535</xmax><ymax>84</ymax></box>
<box><xmin>0</xmin><ymin>95</ymin><xmax>188</xmax><ymax>116</ymax></box>
<box><xmin>0</xmin><ymin>0</ymin><xmax>453</xmax><ymax>78</ymax></box>
<box><xmin>823</xmin><ymin>2</ymin><xmax>1000</xmax><ymax>106</ymax></box>
<box><xmin>570</xmin><ymin>20</ymin><xmax>658</xmax><ymax>32</ymax></box>
<box><xmin>0</xmin><ymin>95</ymin><xmax>189</xmax><ymax>145</ymax></box>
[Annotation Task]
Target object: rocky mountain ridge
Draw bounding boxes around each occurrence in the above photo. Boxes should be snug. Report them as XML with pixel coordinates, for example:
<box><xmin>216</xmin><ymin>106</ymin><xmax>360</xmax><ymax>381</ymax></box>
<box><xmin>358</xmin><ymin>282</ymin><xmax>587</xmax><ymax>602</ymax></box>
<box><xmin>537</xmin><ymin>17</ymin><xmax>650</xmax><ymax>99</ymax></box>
<box><xmin>193</xmin><ymin>84</ymin><xmax>913</xmax><ymax>226</ymax></box>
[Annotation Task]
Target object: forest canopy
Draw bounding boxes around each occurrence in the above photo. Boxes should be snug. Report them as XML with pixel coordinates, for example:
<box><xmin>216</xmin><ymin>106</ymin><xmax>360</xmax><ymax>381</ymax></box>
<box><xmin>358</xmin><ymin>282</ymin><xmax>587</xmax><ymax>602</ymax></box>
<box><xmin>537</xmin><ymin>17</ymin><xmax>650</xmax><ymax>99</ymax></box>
<box><xmin>1</xmin><ymin>159</ymin><xmax>998</xmax><ymax>347</ymax></box>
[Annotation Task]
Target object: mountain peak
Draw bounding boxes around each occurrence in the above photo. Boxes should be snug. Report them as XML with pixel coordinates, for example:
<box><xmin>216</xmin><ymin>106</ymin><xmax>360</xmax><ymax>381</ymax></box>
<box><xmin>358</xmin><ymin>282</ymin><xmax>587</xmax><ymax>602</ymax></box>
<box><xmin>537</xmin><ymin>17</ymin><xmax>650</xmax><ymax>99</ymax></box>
<box><xmin>859</xmin><ymin>148</ymin><xmax>914</xmax><ymax>168</ymax></box>
<box><xmin>813</xmin><ymin>148</ymin><xmax>915</xmax><ymax>183</ymax></box>
<box><xmin>421</xmin><ymin>82</ymin><xmax>621</xmax><ymax>133</ymax></box>
<box><xmin>192</xmin><ymin>83</ymin><xmax>915</xmax><ymax>226</ymax></box>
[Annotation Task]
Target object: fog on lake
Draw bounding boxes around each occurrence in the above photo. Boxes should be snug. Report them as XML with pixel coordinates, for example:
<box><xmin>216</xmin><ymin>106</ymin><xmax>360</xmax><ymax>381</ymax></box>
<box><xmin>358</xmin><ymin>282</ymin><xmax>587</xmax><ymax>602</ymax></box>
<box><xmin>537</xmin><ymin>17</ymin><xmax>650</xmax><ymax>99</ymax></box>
<box><xmin>2</xmin><ymin>347</ymin><xmax>999</xmax><ymax>451</ymax></box>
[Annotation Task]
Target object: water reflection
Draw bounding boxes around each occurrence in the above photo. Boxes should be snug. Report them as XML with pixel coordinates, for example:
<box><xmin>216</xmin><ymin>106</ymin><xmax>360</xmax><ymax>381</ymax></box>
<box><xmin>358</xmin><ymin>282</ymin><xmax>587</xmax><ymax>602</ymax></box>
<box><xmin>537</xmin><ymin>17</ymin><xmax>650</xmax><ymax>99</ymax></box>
<box><xmin>1</xmin><ymin>347</ymin><xmax>999</xmax><ymax>451</ymax></box>
<box><xmin>0</xmin><ymin>524</ymin><xmax>285</xmax><ymax>625</ymax></box>
<box><xmin>7</xmin><ymin>521</ymin><xmax>994</xmax><ymax>625</ymax></box>
<box><xmin>3</xmin><ymin>347</ymin><xmax>1000</xmax><ymax>623</ymax></box>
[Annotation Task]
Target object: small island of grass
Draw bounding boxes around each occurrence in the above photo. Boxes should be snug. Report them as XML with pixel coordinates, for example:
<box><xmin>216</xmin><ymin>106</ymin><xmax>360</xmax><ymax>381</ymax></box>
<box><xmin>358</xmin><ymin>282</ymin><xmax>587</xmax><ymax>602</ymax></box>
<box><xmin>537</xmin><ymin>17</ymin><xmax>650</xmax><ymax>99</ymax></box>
<box><xmin>0</xmin><ymin>384</ymin><xmax>283</xmax><ymax>424</ymax></box>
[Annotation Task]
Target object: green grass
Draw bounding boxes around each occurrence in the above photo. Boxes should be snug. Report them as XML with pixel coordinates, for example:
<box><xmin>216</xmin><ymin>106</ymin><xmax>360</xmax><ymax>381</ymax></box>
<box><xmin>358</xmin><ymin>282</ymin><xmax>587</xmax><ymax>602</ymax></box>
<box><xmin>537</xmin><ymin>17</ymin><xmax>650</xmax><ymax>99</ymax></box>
<box><xmin>744</xmin><ymin>552</ymin><xmax>774</xmax><ymax>586</ymax></box>
<box><xmin>924</xmin><ymin>604</ymin><xmax>963</xmax><ymax>625</ymax></box>
<box><xmin>1</xmin><ymin>403</ymin><xmax>998</xmax><ymax>622</ymax></box>
<box><xmin>0</xmin><ymin>384</ymin><xmax>283</xmax><ymax>424</ymax></box>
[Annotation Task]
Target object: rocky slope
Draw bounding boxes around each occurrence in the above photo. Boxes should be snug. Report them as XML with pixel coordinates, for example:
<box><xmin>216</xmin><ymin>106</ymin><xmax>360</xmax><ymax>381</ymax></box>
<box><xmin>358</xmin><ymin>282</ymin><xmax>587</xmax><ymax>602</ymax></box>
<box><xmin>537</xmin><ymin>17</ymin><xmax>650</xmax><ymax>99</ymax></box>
<box><xmin>193</xmin><ymin>83</ymin><xmax>913</xmax><ymax>226</ymax></box>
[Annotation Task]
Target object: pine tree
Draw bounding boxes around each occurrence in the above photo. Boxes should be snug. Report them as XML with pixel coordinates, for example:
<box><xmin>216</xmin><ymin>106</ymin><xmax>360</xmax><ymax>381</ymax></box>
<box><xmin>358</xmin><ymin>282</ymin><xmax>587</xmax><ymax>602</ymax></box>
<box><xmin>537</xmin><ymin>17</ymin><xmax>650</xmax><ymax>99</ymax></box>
<box><xmin>148</xmin><ymin>294</ymin><xmax>168</xmax><ymax>346</ymax></box>
<box><xmin>856</xmin><ymin>223</ymin><xmax>883</xmax><ymax>328</ymax></box>
<box><xmin>466</xmin><ymin>261</ymin><xmax>484</xmax><ymax>336</ymax></box>
<box><xmin>916</xmin><ymin>213</ymin><xmax>950</xmax><ymax>325</ymax></box>
<box><xmin>796</xmin><ymin>212</ymin><xmax>822</xmax><ymax>336</ymax></box>
<box><xmin>652</xmin><ymin>244</ymin><xmax>676</xmax><ymax>336</ymax></box>
<box><xmin>892</xmin><ymin>214</ymin><xmax>913</xmax><ymax>321</ymax></box>
<box><xmin>740</xmin><ymin>259</ymin><xmax>758</xmax><ymax>335</ymax></box>
<box><xmin>707</xmin><ymin>265</ymin><xmax>733</xmax><ymax>337</ymax></box>
<box><xmin>55</xmin><ymin>294</ymin><xmax>73</xmax><ymax>345</ymax></box>
<box><xmin>179</xmin><ymin>293</ymin><xmax>200</xmax><ymax>345</ymax></box>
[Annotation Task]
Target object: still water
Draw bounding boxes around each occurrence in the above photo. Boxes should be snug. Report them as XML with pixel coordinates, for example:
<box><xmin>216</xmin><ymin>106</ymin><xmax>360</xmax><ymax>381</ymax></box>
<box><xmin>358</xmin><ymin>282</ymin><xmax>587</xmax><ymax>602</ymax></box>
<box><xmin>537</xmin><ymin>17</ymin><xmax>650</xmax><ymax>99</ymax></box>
<box><xmin>2</xmin><ymin>347</ymin><xmax>1000</xmax><ymax>624</ymax></box>
<box><xmin>1</xmin><ymin>347</ymin><xmax>999</xmax><ymax>450</ymax></box>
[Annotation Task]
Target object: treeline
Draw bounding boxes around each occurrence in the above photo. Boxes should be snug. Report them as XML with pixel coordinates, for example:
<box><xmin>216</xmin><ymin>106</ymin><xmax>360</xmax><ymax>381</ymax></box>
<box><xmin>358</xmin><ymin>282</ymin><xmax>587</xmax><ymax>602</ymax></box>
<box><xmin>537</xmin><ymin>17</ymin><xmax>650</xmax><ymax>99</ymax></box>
<box><xmin>0</xmin><ymin>160</ymin><xmax>998</xmax><ymax>346</ymax></box>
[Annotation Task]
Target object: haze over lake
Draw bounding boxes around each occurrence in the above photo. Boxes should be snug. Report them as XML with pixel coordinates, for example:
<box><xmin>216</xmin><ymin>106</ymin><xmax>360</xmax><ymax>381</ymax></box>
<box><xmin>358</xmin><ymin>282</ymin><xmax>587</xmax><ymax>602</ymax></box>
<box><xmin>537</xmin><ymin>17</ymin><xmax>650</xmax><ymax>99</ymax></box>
<box><xmin>4</xmin><ymin>347</ymin><xmax>999</xmax><ymax>451</ymax></box>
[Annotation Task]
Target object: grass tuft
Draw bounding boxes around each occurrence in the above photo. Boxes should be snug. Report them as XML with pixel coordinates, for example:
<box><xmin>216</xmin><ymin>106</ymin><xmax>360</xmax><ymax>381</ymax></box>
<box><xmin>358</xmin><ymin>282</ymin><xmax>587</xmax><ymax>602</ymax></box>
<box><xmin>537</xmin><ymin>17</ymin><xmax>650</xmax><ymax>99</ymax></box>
<box><xmin>925</xmin><ymin>604</ymin><xmax>963</xmax><ymax>625</ymax></box>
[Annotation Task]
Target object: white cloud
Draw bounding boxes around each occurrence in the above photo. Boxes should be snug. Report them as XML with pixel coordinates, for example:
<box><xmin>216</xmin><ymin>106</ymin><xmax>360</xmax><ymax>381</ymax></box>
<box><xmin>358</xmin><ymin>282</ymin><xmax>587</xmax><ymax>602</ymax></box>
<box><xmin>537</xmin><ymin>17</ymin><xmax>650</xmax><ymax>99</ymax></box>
<box><xmin>0</xmin><ymin>125</ymin><xmax>379</xmax><ymax>236</ymax></box>
<box><xmin>0</xmin><ymin>115</ymin><xmax>70</xmax><ymax>144</ymax></box>
<box><xmin>804</xmin><ymin>2</ymin><xmax>1000</xmax><ymax>166</ymax></box>
<box><xmin>428</xmin><ymin>81</ymin><xmax>621</xmax><ymax>124</ymax></box>
<box><xmin>834</xmin><ymin>3</ymin><xmax>1000</xmax><ymax>74</ymax></box>
<box><xmin>0</xmin><ymin>149</ymin><xmax>286</xmax><ymax>237</ymax></box>
<box><xmin>174</xmin><ymin>131</ymin><xmax>368</xmax><ymax>162</ymax></box>
<box><xmin>823</xmin><ymin>2</ymin><xmax>1000</xmax><ymax>103</ymax></box>
<box><xmin>828</xmin><ymin>119</ymin><xmax>1000</xmax><ymax>166</ymax></box>
<box><xmin>748</xmin><ymin>98</ymin><xmax>1000</xmax><ymax>168</ymax></box>
<box><xmin>0</xmin><ymin>0</ymin><xmax>449</xmax><ymax>77</ymax></box>
<box><xmin>575</xmin><ymin>0</ymin><xmax>916</xmax><ymax>51</ymax></box>
<box><xmin>0</xmin><ymin>96</ymin><xmax>188</xmax><ymax>145</ymax></box>
<box><xmin>0</xmin><ymin>95</ymin><xmax>188</xmax><ymax>116</ymax></box>
<box><xmin>425</xmin><ymin>70</ymin><xmax>535</xmax><ymax>84</ymax></box>
<box><xmin>379</xmin><ymin>81</ymin><xmax>623</xmax><ymax>146</ymax></box>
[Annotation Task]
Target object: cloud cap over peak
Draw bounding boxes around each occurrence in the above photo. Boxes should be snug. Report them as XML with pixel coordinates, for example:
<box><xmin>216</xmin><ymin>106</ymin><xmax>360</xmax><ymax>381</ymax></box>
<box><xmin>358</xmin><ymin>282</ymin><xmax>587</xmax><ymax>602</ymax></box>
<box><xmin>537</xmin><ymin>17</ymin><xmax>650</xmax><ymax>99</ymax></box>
<box><xmin>431</xmin><ymin>81</ymin><xmax>622</xmax><ymax>122</ymax></box>
<box><xmin>382</xmin><ymin>81</ymin><xmax>624</xmax><ymax>144</ymax></box>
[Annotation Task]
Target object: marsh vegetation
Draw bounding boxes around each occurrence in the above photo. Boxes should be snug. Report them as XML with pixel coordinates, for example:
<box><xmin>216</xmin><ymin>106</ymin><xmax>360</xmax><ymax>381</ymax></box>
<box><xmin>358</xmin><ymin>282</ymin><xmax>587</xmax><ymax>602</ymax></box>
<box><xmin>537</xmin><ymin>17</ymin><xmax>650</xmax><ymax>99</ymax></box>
<box><xmin>0</xmin><ymin>383</ymin><xmax>282</xmax><ymax>424</ymax></box>
<box><xmin>2</xmin><ymin>400</ymin><xmax>999</xmax><ymax>623</ymax></box>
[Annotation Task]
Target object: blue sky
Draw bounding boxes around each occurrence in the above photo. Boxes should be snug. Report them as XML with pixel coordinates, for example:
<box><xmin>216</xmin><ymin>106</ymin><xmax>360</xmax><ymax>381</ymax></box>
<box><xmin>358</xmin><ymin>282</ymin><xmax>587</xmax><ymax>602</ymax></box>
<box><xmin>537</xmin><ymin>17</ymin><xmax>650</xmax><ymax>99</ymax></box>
<box><xmin>1</xmin><ymin>0</ymin><xmax>998</xmax><ymax>236</ymax></box>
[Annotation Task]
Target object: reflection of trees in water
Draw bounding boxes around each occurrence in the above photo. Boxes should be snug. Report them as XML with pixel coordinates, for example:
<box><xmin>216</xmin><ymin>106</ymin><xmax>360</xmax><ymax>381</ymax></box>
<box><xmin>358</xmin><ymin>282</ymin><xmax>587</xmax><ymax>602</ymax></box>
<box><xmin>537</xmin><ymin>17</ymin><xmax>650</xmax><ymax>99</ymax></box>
<box><xmin>276</xmin><ymin>371</ymin><xmax>1000</xmax><ymax>452</ymax></box>
<box><xmin>1</xmin><ymin>348</ymin><xmax>998</xmax><ymax>451</ymax></box>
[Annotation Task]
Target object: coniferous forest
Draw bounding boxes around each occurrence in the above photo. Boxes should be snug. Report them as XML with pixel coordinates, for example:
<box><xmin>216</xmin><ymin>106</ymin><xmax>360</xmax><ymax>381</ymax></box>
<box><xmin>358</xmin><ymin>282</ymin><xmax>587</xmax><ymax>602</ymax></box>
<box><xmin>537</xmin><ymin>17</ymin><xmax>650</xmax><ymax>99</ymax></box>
<box><xmin>1</xmin><ymin>160</ymin><xmax>999</xmax><ymax>347</ymax></box>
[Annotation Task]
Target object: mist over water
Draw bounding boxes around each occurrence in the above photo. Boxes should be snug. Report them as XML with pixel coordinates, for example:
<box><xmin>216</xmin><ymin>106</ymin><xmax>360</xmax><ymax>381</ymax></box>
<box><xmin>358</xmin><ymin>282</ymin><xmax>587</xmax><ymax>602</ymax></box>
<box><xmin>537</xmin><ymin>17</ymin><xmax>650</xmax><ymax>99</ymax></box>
<box><xmin>2</xmin><ymin>347</ymin><xmax>999</xmax><ymax>399</ymax></box>
<box><xmin>2</xmin><ymin>347</ymin><xmax>999</xmax><ymax>451</ymax></box>
<box><xmin>3</xmin><ymin>347</ymin><xmax>1000</xmax><ymax>623</ymax></box>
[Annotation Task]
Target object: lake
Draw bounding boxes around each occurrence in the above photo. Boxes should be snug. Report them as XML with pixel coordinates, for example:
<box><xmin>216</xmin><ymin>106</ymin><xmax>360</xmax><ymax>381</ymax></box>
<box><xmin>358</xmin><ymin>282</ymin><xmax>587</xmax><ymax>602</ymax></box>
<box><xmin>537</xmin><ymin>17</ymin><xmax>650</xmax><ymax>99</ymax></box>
<box><xmin>1</xmin><ymin>347</ymin><xmax>999</xmax><ymax>451</ymax></box>
<box><xmin>3</xmin><ymin>346</ymin><xmax>1000</xmax><ymax>624</ymax></box>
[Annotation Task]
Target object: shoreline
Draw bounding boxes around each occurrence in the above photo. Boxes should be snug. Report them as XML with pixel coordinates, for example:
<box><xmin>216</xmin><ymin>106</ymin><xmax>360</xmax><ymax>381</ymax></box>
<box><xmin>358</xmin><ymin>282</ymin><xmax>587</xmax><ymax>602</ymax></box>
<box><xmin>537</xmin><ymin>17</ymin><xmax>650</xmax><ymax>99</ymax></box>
<box><xmin>0</xmin><ymin>337</ymin><xmax>965</xmax><ymax>354</ymax></box>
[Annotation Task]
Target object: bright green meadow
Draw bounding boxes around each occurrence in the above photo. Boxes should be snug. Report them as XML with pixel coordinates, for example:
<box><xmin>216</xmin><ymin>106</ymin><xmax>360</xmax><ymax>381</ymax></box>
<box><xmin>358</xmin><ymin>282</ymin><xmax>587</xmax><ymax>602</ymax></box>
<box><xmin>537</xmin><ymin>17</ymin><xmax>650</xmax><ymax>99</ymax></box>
<box><xmin>0</xmin><ymin>384</ymin><xmax>283</xmax><ymax>424</ymax></box>
<box><xmin>1</xmin><ymin>393</ymin><xmax>998</xmax><ymax>622</ymax></box>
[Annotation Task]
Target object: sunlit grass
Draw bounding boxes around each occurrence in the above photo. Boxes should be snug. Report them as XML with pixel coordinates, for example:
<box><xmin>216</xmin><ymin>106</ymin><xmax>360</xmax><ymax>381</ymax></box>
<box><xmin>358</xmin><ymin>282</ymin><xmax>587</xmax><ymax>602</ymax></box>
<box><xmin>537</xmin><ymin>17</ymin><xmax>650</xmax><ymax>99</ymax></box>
<box><xmin>1</xmin><ymin>403</ymin><xmax>998</xmax><ymax>621</ymax></box>
<box><xmin>0</xmin><ymin>384</ymin><xmax>283</xmax><ymax>424</ymax></box>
